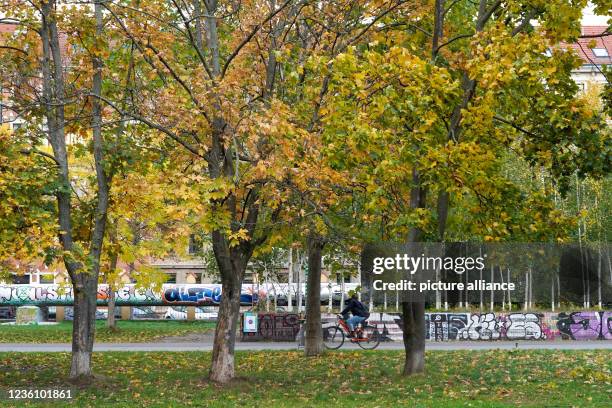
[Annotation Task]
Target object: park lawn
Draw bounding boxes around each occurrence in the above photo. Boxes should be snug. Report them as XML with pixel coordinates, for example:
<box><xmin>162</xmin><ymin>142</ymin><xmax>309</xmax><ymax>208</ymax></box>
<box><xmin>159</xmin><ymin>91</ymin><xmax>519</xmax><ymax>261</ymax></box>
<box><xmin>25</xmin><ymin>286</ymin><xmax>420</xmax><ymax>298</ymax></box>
<box><xmin>0</xmin><ymin>350</ymin><xmax>609</xmax><ymax>407</ymax></box>
<box><xmin>0</xmin><ymin>321</ymin><xmax>215</xmax><ymax>343</ymax></box>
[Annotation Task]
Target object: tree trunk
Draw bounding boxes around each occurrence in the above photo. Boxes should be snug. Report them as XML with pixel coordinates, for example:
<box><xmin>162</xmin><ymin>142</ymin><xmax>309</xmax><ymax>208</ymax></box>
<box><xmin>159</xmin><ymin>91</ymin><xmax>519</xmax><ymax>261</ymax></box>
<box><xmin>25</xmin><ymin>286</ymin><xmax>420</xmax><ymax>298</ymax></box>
<box><xmin>500</xmin><ymin>267</ymin><xmax>506</xmax><ymax>310</ymax></box>
<box><xmin>327</xmin><ymin>281</ymin><xmax>333</xmax><ymax>313</ymax></box>
<box><xmin>523</xmin><ymin>271</ymin><xmax>528</xmax><ymax>310</ymax></box>
<box><xmin>529</xmin><ymin>267</ymin><xmax>533</xmax><ymax>309</ymax></box>
<box><xmin>597</xmin><ymin>244</ymin><xmax>602</xmax><ymax>308</ymax></box>
<box><xmin>556</xmin><ymin>269</ymin><xmax>561</xmax><ymax>309</ymax></box>
<box><xmin>209</xmin><ymin>267</ymin><xmax>244</xmax><ymax>383</ymax></box>
<box><xmin>403</xmin><ymin>166</ymin><xmax>427</xmax><ymax>376</ymax></box>
<box><xmin>304</xmin><ymin>235</ymin><xmax>325</xmax><ymax>356</ymax></box>
<box><xmin>551</xmin><ymin>277</ymin><xmax>555</xmax><ymax>312</ymax></box>
<box><xmin>507</xmin><ymin>268</ymin><xmax>512</xmax><ymax>311</ymax></box>
<box><xmin>106</xmin><ymin>248</ymin><xmax>118</xmax><ymax>330</ymax></box>
<box><xmin>209</xmin><ymin>229</ymin><xmax>252</xmax><ymax>384</ymax></box>
<box><xmin>479</xmin><ymin>266</ymin><xmax>484</xmax><ymax>311</ymax></box>
<box><xmin>434</xmin><ymin>248</ymin><xmax>442</xmax><ymax>309</ymax></box>
<box><xmin>39</xmin><ymin>0</ymin><xmax>109</xmax><ymax>381</ymax></box>
<box><xmin>70</xmin><ymin>276</ymin><xmax>98</xmax><ymax>381</ymax></box>
<box><xmin>71</xmin><ymin>0</ymin><xmax>109</xmax><ymax>380</ymax></box>
<box><xmin>297</xmin><ymin>252</ymin><xmax>302</xmax><ymax>313</ymax></box>
<box><xmin>287</xmin><ymin>248</ymin><xmax>293</xmax><ymax>311</ymax></box>
<box><xmin>402</xmin><ymin>301</ymin><xmax>425</xmax><ymax>375</ymax></box>
<box><xmin>340</xmin><ymin>277</ymin><xmax>345</xmax><ymax>312</ymax></box>
<box><xmin>490</xmin><ymin>265</ymin><xmax>494</xmax><ymax>311</ymax></box>
<box><xmin>107</xmin><ymin>288</ymin><xmax>116</xmax><ymax>330</ymax></box>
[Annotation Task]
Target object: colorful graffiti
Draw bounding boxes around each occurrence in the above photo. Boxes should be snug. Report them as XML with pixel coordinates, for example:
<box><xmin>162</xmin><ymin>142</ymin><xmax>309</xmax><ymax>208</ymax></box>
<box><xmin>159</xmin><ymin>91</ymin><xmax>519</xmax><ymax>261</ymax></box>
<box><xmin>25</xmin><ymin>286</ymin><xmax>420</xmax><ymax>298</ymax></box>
<box><xmin>422</xmin><ymin>311</ymin><xmax>612</xmax><ymax>341</ymax></box>
<box><xmin>504</xmin><ymin>313</ymin><xmax>545</xmax><ymax>340</ymax></box>
<box><xmin>0</xmin><ymin>284</ymin><xmax>254</xmax><ymax>306</ymax></box>
<box><xmin>377</xmin><ymin>311</ymin><xmax>611</xmax><ymax>341</ymax></box>
<box><xmin>238</xmin><ymin>311</ymin><xmax>612</xmax><ymax>342</ymax></box>
<box><xmin>425</xmin><ymin>313</ymin><xmax>469</xmax><ymax>341</ymax></box>
<box><xmin>241</xmin><ymin>313</ymin><xmax>301</xmax><ymax>341</ymax></box>
<box><xmin>0</xmin><ymin>283</ymin><xmax>359</xmax><ymax>306</ymax></box>
<box><xmin>557</xmin><ymin>311</ymin><xmax>612</xmax><ymax>340</ymax></box>
<box><xmin>458</xmin><ymin>313</ymin><xmax>502</xmax><ymax>340</ymax></box>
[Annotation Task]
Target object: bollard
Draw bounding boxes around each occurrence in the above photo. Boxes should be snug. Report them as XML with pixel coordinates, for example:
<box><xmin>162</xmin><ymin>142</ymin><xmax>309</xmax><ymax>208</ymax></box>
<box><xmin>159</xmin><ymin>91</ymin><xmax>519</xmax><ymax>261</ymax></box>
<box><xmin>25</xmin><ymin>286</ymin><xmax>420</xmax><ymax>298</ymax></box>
<box><xmin>187</xmin><ymin>306</ymin><xmax>196</xmax><ymax>321</ymax></box>
<box><xmin>121</xmin><ymin>306</ymin><xmax>132</xmax><ymax>320</ymax></box>
<box><xmin>56</xmin><ymin>306</ymin><xmax>65</xmax><ymax>322</ymax></box>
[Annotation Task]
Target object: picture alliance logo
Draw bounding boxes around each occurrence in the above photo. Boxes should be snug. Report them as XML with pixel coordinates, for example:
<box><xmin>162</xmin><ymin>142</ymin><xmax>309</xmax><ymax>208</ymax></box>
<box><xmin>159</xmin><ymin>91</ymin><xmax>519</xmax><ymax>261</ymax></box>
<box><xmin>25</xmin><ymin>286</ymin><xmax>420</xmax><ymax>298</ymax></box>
<box><xmin>372</xmin><ymin>253</ymin><xmax>487</xmax><ymax>275</ymax></box>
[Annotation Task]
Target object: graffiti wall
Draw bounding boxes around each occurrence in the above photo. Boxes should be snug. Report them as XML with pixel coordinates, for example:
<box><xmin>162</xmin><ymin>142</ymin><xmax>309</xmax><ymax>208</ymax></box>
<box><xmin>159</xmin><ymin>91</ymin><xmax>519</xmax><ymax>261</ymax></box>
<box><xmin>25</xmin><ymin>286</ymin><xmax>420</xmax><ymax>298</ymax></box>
<box><xmin>241</xmin><ymin>313</ymin><xmax>301</xmax><ymax>341</ymax></box>
<box><xmin>557</xmin><ymin>311</ymin><xmax>612</xmax><ymax>340</ymax></box>
<box><xmin>422</xmin><ymin>311</ymin><xmax>611</xmax><ymax>341</ymax></box>
<box><xmin>0</xmin><ymin>283</ymin><xmax>359</xmax><ymax>306</ymax></box>
<box><xmin>239</xmin><ymin>311</ymin><xmax>611</xmax><ymax>342</ymax></box>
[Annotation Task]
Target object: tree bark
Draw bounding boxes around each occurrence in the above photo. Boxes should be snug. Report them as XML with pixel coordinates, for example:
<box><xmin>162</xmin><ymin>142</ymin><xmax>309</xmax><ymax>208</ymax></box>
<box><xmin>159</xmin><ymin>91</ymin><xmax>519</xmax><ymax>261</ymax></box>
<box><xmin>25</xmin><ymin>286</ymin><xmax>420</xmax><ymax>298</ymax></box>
<box><xmin>208</xmin><ymin>228</ymin><xmax>253</xmax><ymax>383</ymax></box>
<box><xmin>70</xmin><ymin>275</ymin><xmax>98</xmax><ymax>380</ymax></box>
<box><xmin>106</xmin><ymin>225</ymin><xmax>119</xmax><ymax>330</ymax></box>
<box><xmin>597</xmin><ymin>244</ymin><xmax>602</xmax><ymax>308</ymax></box>
<box><xmin>106</xmin><ymin>247</ymin><xmax>118</xmax><ymax>331</ymax></box>
<box><xmin>39</xmin><ymin>0</ymin><xmax>110</xmax><ymax>381</ymax></box>
<box><xmin>107</xmin><ymin>288</ymin><xmax>116</xmax><ymax>329</ymax></box>
<box><xmin>70</xmin><ymin>0</ymin><xmax>110</xmax><ymax>381</ymax></box>
<box><xmin>403</xmin><ymin>165</ymin><xmax>427</xmax><ymax>375</ymax></box>
<box><xmin>490</xmin><ymin>265</ymin><xmax>494</xmax><ymax>311</ymax></box>
<box><xmin>402</xmin><ymin>301</ymin><xmax>425</xmax><ymax>375</ymax></box>
<box><xmin>71</xmin><ymin>0</ymin><xmax>110</xmax><ymax>381</ymax></box>
<box><xmin>304</xmin><ymin>234</ymin><xmax>325</xmax><ymax>356</ymax></box>
<box><xmin>287</xmin><ymin>248</ymin><xmax>293</xmax><ymax>311</ymax></box>
<box><xmin>209</xmin><ymin>268</ymin><xmax>243</xmax><ymax>383</ymax></box>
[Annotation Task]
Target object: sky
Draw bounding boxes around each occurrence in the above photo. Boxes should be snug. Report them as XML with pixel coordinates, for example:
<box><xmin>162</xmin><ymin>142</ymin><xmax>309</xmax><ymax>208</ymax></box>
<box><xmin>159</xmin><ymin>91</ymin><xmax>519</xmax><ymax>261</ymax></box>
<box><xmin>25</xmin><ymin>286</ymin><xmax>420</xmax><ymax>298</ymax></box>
<box><xmin>0</xmin><ymin>4</ymin><xmax>610</xmax><ymax>27</ymax></box>
<box><xmin>582</xmin><ymin>4</ymin><xmax>609</xmax><ymax>25</ymax></box>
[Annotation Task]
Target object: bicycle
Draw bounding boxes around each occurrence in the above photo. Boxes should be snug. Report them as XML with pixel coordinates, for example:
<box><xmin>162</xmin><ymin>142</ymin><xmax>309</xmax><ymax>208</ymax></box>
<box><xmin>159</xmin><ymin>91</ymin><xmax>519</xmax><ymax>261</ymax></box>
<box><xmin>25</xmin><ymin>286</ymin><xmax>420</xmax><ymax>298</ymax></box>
<box><xmin>323</xmin><ymin>315</ymin><xmax>381</xmax><ymax>350</ymax></box>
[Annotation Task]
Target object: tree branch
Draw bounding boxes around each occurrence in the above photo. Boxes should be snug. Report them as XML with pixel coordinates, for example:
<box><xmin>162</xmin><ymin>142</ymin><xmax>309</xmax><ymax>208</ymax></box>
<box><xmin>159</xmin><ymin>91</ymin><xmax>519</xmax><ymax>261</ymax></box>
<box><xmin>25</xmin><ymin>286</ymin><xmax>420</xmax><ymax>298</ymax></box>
<box><xmin>493</xmin><ymin>115</ymin><xmax>538</xmax><ymax>138</ymax></box>
<box><xmin>435</xmin><ymin>33</ymin><xmax>473</xmax><ymax>53</ymax></box>
<box><xmin>89</xmin><ymin>92</ymin><xmax>206</xmax><ymax>159</ymax></box>
<box><xmin>221</xmin><ymin>0</ymin><xmax>295</xmax><ymax>78</ymax></box>
<box><xmin>20</xmin><ymin>148</ymin><xmax>60</xmax><ymax>165</ymax></box>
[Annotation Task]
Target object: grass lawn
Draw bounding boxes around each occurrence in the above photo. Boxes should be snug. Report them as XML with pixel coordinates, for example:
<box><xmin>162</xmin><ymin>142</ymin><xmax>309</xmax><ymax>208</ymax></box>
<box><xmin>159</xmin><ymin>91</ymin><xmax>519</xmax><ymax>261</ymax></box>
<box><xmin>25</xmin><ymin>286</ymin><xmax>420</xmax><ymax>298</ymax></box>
<box><xmin>0</xmin><ymin>350</ymin><xmax>609</xmax><ymax>407</ymax></box>
<box><xmin>0</xmin><ymin>321</ymin><xmax>215</xmax><ymax>343</ymax></box>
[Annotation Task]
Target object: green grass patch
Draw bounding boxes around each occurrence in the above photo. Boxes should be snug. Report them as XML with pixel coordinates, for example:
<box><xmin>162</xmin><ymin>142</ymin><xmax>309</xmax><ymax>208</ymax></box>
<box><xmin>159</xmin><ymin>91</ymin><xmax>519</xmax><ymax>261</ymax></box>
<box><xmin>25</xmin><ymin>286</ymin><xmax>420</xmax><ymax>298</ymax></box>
<box><xmin>0</xmin><ymin>321</ymin><xmax>215</xmax><ymax>343</ymax></box>
<box><xmin>0</xmin><ymin>350</ymin><xmax>609</xmax><ymax>407</ymax></box>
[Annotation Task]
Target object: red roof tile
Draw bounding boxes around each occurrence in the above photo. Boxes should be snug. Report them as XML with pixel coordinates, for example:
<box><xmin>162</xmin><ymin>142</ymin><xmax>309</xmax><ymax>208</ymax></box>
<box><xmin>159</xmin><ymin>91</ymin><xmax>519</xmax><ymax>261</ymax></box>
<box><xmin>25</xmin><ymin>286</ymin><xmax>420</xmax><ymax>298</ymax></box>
<box><xmin>564</xmin><ymin>26</ymin><xmax>611</xmax><ymax>65</ymax></box>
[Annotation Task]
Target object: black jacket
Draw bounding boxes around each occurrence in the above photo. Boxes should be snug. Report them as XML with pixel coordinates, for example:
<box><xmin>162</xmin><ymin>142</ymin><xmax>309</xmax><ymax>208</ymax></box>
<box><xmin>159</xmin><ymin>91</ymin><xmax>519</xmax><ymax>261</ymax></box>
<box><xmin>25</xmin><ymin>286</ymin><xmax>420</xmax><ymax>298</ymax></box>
<box><xmin>341</xmin><ymin>298</ymin><xmax>370</xmax><ymax>319</ymax></box>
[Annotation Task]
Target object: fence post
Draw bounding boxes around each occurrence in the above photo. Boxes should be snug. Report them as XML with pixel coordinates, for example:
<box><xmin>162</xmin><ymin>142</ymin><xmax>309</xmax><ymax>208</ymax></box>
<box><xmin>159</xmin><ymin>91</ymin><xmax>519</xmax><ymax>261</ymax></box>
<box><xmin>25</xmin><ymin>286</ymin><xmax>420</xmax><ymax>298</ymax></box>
<box><xmin>121</xmin><ymin>306</ymin><xmax>132</xmax><ymax>320</ymax></box>
<box><xmin>56</xmin><ymin>306</ymin><xmax>64</xmax><ymax>322</ymax></box>
<box><xmin>187</xmin><ymin>306</ymin><xmax>196</xmax><ymax>321</ymax></box>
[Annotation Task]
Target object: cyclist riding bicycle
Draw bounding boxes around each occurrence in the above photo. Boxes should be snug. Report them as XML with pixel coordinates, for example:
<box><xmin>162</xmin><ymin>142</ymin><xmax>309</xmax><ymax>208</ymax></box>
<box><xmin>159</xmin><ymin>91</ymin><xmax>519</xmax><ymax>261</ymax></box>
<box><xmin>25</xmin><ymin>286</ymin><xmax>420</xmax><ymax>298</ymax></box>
<box><xmin>340</xmin><ymin>291</ymin><xmax>370</xmax><ymax>337</ymax></box>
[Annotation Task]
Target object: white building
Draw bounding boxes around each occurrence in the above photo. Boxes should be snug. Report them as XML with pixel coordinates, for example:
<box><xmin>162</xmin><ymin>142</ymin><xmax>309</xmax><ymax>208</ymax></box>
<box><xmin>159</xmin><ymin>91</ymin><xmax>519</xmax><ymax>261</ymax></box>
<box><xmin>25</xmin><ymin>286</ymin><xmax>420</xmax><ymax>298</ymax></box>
<box><xmin>568</xmin><ymin>26</ymin><xmax>611</xmax><ymax>91</ymax></box>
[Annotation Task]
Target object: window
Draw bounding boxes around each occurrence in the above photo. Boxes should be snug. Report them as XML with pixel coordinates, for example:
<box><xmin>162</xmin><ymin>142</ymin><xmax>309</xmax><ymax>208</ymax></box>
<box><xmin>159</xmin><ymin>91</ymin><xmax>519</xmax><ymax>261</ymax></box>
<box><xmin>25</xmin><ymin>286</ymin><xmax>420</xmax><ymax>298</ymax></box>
<box><xmin>336</xmin><ymin>274</ymin><xmax>351</xmax><ymax>284</ymax></box>
<box><xmin>188</xmin><ymin>234</ymin><xmax>203</xmax><ymax>255</ymax></box>
<box><xmin>165</xmin><ymin>273</ymin><xmax>177</xmax><ymax>284</ymax></box>
<box><xmin>12</xmin><ymin>123</ymin><xmax>21</xmax><ymax>131</ymax></box>
<box><xmin>39</xmin><ymin>274</ymin><xmax>55</xmax><ymax>284</ymax></box>
<box><xmin>12</xmin><ymin>274</ymin><xmax>30</xmax><ymax>284</ymax></box>
<box><xmin>592</xmin><ymin>48</ymin><xmax>609</xmax><ymax>57</ymax></box>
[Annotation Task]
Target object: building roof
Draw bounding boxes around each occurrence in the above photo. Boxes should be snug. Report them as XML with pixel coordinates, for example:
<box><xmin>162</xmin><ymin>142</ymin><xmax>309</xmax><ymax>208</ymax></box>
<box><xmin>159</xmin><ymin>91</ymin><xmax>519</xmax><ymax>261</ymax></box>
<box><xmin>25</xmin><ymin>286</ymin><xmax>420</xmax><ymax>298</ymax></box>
<box><xmin>565</xmin><ymin>26</ymin><xmax>611</xmax><ymax>66</ymax></box>
<box><xmin>0</xmin><ymin>24</ymin><xmax>15</xmax><ymax>34</ymax></box>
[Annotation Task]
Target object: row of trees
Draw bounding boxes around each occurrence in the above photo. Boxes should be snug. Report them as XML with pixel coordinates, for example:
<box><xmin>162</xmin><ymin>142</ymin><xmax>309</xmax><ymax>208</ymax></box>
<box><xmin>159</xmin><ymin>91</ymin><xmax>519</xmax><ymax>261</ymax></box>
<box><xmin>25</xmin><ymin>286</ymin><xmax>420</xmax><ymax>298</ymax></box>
<box><xmin>0</xmin><ymin>0</ymin><xmax>610</xmax><ymax>383</ymax></box>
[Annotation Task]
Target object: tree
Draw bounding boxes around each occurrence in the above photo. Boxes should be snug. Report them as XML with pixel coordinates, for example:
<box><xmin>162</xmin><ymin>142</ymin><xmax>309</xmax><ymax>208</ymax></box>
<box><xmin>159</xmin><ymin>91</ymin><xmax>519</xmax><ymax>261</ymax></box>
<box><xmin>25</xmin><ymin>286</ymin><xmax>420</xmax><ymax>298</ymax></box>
<box><xmin>322</xmin><ymin>0</ymin><xmax>609</xmax><ymax>375</ymax></box>
<box><xmin>0</xmin><ymin>0</ymin><xmax>140</xmax><ymax>380</ymax></box>
<box><xmin>100</xmin><ymin>0</ymin><xmax>416</xmax><ymax>380</ymax></box>
<box><xmin>97</xmin><ymin>0</ymin><xmax>315</xmax><ymax>383</ymax></box>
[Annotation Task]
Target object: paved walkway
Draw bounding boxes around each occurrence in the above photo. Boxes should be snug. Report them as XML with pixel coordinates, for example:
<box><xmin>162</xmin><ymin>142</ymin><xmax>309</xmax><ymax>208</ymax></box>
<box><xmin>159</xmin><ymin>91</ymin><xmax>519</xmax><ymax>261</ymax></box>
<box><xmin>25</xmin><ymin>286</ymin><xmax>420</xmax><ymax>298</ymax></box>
<box><xmin>0</xmin><ymin>341</ymin><xmax>610</xmax><ymax>352</ymax></box>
